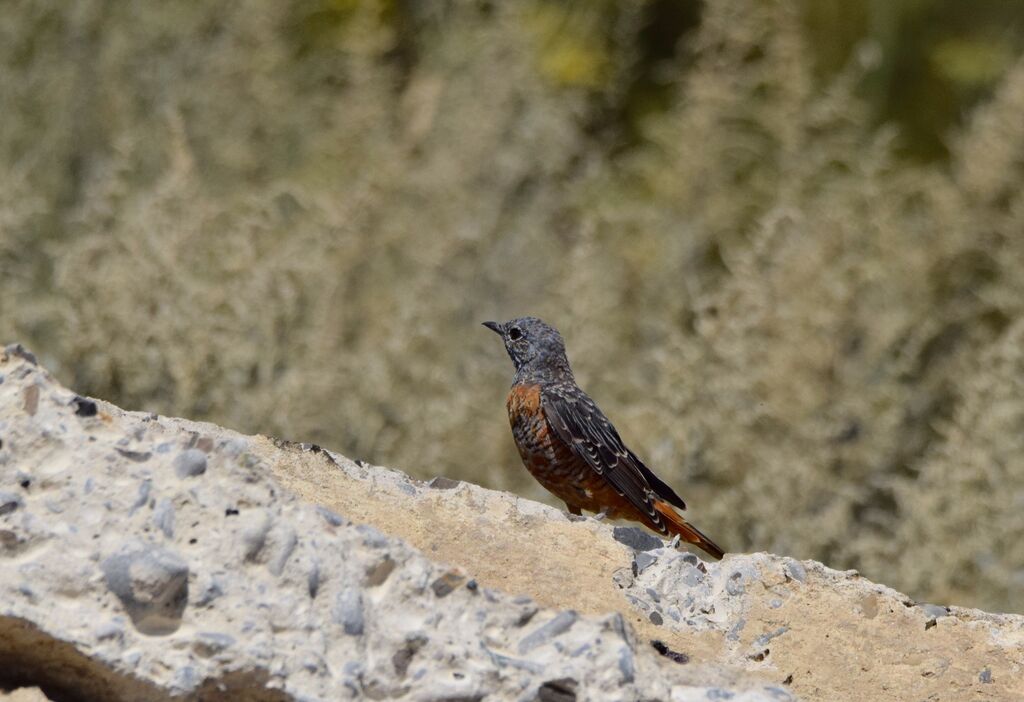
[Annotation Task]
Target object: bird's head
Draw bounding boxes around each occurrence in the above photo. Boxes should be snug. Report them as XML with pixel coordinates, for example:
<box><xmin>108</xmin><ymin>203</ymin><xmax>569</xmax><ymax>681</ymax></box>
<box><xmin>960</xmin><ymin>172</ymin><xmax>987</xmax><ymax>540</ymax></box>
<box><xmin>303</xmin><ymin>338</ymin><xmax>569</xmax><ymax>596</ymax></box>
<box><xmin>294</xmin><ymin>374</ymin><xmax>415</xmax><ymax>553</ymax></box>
<box><xmin>482</xmin><ymin>316</ymin><xmax>572</xmax><ymax>380</ymax></box>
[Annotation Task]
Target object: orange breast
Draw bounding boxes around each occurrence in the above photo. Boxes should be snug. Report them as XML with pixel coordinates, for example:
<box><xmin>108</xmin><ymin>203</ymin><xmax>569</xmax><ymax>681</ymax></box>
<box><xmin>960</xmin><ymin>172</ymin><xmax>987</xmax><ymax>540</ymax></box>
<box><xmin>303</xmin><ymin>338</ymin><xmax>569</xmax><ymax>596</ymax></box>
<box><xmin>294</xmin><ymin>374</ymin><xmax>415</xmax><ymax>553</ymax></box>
<box><xmin>506</xmin><ymin>383</ymin><xmax>598</xmax><ymax>507</ymax></box>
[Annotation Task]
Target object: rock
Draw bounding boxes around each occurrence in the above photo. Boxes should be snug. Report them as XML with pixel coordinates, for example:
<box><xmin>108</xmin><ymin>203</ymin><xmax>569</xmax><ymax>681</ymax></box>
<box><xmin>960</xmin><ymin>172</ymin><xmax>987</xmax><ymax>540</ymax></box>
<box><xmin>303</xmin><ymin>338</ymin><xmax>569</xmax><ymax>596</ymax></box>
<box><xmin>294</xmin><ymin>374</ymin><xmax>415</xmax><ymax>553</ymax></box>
<box><xmin>172</xmin><ymin>448</ymin><xmax>207</xmax><ymax>478</ymax></box>
<box><xmin>333</xmin><ymin>586</ymin><xmax>364</xmax><ymax>636</ymax></box>
<box><xmin>315</xmin><ymin>505</ymin><xmax>346</xmax><ymax>527</ymax></box>
<box><xmin>3</xmin><ymin>343</ymin><xmax>37</xmax><ymax>365</ymax></box>
<box><xmin>152</xmin><ymin>498</ymin><xmax>174</xmax><ymax>538</ymax></box>
<box><xmin>70</xmin><ymin>396</ymin><xmax>97</xmax><ymax>417</ymax></box>
<box><xmin>918</xmin><ymin>603</ymin><xmax>950</xmax><ymax>620</ymax></box>
<box><xmin>431</xmin><ymin>569</ymin><xmax>466</xmax><ymax>597</ymax></box>
<box><xmin>537</xmin><ymin>677</ymin><xmax>578</xmax><ymax>702</ymax></box>
<box><xmin>3</xmin><ymin>347</ymin><xmax>1024</xmax><ymax>702</ymax></box>
<box><xmin>518</xmin><ymin>611</ymin><xmax>578</xmax><ymax>654</ymax></box>
<box><xmin>613</xmin><ymin>526</ymin><xmax>664</xmax><ymax>552</ymax></box>
<box><xmin>633</xmin><ymin>551</ymin><xmax>658</xmax><ymax>575</ymax></box>
<box><xmin>427</xmin><ymin>476</ymin><xmax>461</xmax><ymax>490</ymax></box>
<box><xmin>100</xmin><ymin>542</ymin><xmax>189</xmax><ymax>635</ymax></box>
<box><xmin>0</xmin><ymin>492</ymin><xmax>23</xmax><ymax>516</ymax></box>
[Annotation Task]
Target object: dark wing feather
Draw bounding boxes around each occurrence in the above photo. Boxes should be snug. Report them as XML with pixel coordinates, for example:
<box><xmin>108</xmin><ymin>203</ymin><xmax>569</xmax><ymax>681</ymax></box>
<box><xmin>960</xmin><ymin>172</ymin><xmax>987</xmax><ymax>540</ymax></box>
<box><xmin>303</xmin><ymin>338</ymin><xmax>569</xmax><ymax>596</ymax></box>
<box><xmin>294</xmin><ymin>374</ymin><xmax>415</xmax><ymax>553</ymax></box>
<box><xmin>541</xmin><ymin>384</ymin><xmax>687</xmax><ymax>527</ymax></box>
<box><xmin>627</xmin><ymin>447</ymin><xmax>687</xmax><ymax>511</ymax></box>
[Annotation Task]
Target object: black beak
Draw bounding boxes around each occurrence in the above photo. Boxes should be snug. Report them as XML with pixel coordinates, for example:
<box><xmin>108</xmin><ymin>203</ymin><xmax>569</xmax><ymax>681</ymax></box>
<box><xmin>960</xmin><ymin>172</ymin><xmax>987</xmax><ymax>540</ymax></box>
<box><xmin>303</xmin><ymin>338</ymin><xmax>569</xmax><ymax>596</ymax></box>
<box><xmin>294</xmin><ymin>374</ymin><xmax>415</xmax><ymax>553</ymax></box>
<box><xmin>482</xmin><ymin>321</ymin><xmax>504</xmax><ymax>335</ymax></box>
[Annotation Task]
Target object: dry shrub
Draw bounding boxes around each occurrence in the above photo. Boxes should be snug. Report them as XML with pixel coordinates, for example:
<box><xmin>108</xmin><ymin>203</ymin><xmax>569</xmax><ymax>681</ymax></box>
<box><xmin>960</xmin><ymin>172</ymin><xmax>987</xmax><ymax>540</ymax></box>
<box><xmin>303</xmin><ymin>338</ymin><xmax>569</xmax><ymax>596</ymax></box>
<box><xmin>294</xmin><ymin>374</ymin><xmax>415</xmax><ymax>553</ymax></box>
<box><xmin>2</xmin><ymin>0</ymin><xmax>1024</xmax><ymax>611</ymax></box>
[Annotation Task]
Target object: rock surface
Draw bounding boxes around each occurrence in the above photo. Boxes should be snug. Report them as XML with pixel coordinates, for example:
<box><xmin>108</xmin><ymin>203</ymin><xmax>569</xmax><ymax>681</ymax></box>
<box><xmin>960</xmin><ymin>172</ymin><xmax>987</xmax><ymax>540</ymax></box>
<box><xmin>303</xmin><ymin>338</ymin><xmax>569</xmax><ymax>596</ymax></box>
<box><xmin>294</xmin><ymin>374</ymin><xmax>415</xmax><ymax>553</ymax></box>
<box><xmin>2</xmin><ymin>343</ymin><xmax>1023</xmax><ymax>701</ymax></box>
<box><xmin>0</xmin><ymin>345</ymin><xmax>787</xmax><ymax>701</ymax></box>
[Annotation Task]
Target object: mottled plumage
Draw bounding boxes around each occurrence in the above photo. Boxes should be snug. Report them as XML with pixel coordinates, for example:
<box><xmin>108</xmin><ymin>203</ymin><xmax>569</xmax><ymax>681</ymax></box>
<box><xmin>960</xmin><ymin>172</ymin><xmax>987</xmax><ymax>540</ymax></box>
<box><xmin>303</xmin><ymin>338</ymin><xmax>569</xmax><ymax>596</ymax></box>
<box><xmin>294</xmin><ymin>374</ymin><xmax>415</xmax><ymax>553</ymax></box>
<box><xmin>484</xmin><ymin>317</ymin><xmax>724</xmax><ymax>559</ymax></box>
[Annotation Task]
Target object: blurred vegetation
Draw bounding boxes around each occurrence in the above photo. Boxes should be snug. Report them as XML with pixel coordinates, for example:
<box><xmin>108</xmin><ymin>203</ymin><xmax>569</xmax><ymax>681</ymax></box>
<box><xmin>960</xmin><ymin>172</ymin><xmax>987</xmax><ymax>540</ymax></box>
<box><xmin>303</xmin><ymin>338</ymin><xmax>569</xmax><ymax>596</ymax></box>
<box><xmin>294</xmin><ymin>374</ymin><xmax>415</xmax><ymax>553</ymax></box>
<box><xmin>3</xmin><ymin>0</ymin><xmax>1024</xmax><ymax>613</ymax></box>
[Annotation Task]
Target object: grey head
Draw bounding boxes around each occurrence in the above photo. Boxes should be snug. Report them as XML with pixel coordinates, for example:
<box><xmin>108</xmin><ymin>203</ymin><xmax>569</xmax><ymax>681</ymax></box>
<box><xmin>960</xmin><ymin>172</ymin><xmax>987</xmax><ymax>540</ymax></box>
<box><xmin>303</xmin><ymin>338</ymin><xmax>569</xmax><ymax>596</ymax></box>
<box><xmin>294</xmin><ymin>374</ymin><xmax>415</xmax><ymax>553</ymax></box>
<box><xmin>482</xmin><ymin>316</ymin><xmax>574</xmax><ymax>383</ymax></box>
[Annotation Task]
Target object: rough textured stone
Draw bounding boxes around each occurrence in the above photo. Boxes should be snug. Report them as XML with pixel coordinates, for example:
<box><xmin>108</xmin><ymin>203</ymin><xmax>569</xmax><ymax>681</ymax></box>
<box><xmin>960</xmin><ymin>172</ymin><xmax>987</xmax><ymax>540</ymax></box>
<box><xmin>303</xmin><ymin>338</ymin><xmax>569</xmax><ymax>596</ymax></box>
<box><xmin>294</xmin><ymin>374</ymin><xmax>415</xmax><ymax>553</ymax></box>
<box><xmin>0</xmin><ymin>347</ymin><xmax>790</xmax><ymax>701</ymax></box>
<box><xmin>100</xmin><ymin>542</ymin><xmax>190</xmax><ymax>635</ymax></box>
<box><xmin>172</xmin><ymin>448</ymin><xmax>207</xmax><ymax>478</ymax></box>
<box><xmin>270</xmin><ymin>423</ymin><xmax>1024</xmax><ymax>700</ymax></box>
<box><xmin>4</xmin><ymin>348</ymin><xmax>1024</xmax><ymax>702</ymax></box>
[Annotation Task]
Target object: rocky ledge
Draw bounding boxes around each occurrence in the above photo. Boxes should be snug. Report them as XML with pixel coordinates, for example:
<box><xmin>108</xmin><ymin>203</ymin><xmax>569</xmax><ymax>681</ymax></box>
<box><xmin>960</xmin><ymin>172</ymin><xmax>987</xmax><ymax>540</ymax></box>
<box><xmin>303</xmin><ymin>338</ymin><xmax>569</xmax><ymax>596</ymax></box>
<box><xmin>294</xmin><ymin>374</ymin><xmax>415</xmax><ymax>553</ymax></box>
<box><xmin>0</xmin><ymin>344</ymin><xmax>1021</xmax><ymax>702</ymax></box>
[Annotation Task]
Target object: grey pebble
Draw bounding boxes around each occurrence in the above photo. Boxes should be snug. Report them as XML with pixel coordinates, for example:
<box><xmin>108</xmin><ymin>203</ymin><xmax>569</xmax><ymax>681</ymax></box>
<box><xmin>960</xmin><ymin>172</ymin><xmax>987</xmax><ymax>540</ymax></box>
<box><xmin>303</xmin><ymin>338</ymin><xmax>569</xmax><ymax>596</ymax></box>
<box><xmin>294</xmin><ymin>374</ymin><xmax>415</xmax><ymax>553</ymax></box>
<box><xmin>518</xmin><ymin>610</ymin><xmax>577</xmax><ymax>654</ymax></box>
<box><xmin>94</xmin><ymin>621</ymin><xmax>124</xmax><ymax>641</ymax></box>
<box><xmin>128</xmin><ymin>480</ymin><xmax>152</xmax><ymax>515</ymax></box>
<box><xmin>785</xmin><ymin>560</ymin><xmax>806</xmax><ymax>583</ymax></box>
<box><xmin>726</xmin><ymin>571</ymin><xmax>749</xmax><ymax>596</ymax></box>
<box><xmin>171</xmin><ymin>665</ymin><xmax>200</xmax><ymax>691</ymax></box>
<box><xmin>0</xmin><ymin>491</ymin><xmax>23</xmax><ymax>516</ymax></box>
<box><xmin>315</xmin><ymin>506</ymin><xmax>346</xmax><ymax>527</ymax></box>
<box><xmin>195</xmin><ymin>577</ymin><xmax>225</xmax><ymax>606</ymax></box>
<box><xmin>194</xmin><ymin>632</ymin><xmax>235</xmax><ymax>656</ymax></box>
<box><xmin>613</xmin><ymin>526</ymin><xmax>663</xmax><ymax>552</ymax></box>
<box><xmin>308</xmin><ymin>560</ymin><xmax>321</xmax><ymax>599</ymax></box>
<box><xmin>101</xmin><ymin>543</ymin><xmax>189</xmax><ymax>635</ymax></box>
<box><xmin>918</xmin><ymin>603</ymin><xmax>949</xmax><ymax>620</ymax></box>
<box><xmin>154</xmin><ymin>498</ymin><xmax>175</xmax><ymax>538</ymax></box>
<box><xmin>174</xmin><ymin>449</ymin><xmax>207</xmax><ymax>478</ymax></box>
<box><xmin>488</xmin><ymin>648</ymin><xmax>545</xmax><ymax>673</ymax></box>
<box><xmin>979</xmin><ymin>667</ymin><xmax>993</xmax><ymax>683</ymax></box>
<box><xmin>679</xmin><ymin>564</ymin><xmax>705</xmax><ymax>587</ymax></box>
<box><xmin>617</xmin><ymin>645</ymin><xmax>635</xmax><ymax>683</ymax></box>
<box><xmin>356</xmin><ymin>524</ymin><xmax>389</xmax><ymax>548</ymax></box>
<box><xmin>4</xmin><ymin>343</ymin><xmax>37</xmax><ymax>365</ymax></box>
<box><xmin>427</xmin><ymin>476</ymin><xmax>461</xmax><ymax>490</ymax></box>
<box><xmin>634</xmin><ymin>552</ymin><xmax>658</xmax><ymax>575</ymax></box>
<box><xmin>240</xmin><ymin>510</ymin><xmax>273</xmax><ymax>561</ymax></box>
<box><xmin>266</xmin><ymin>525</ymin><xmax>298</xmax><ymax>576</ymax></box>
<box><xmin>754</xmin><ymin>626</ymin><xmax>789</xmax><ymax>647</ymax></box>
<box><xmin>334</xmin><ymin>586</ymin><xmax>364</xmax><ymax>635</ymax></box>
<box><xmin>726</xmin><ymin>618</ymin><xmax>747</xmax><ymax>642</ymax></box>
<box><xmin>116</xmin><ymin>448</ymin><xmax>152</xmax><ymax>463</ymax></box>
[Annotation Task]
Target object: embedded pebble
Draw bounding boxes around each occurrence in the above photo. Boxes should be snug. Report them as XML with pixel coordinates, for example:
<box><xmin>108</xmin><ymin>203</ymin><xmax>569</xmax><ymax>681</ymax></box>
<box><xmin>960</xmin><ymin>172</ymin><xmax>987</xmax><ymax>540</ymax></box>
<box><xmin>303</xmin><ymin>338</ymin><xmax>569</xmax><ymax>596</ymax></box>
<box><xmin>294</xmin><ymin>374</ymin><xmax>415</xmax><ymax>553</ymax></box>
<box><xmin>634</xmin><ymin>552</ymin><xmax>658</xmax><ymax>575</ymax></box>
<box><xmin>193</xmin><ymin>632</ymin><xmax>235</xmax><ymax>657</ymax></box>
<box><xmin>128</xmin><ymin>480</ymin><xmax>152</xmax><ymax>515</ymax></box>
<box><xmin>0</xmin><ymin>491</ymin><xmax>23</xmax><ymax>516</ymax></box>
<box><xmin>265</xmin><ymin>524</ymin><xmax>298</xmax><ymax>576</ymax></box>
<box><xmin>315</xmin><ymin>506</ymin><xmax>346</xmax><ymax>527</ymax></box>
<box><xmin>173</xmin><ymin>449</ymin><xmax>207</xmax><ymax>478</ymax></box>
<box><xmin>101</xmin><ymin>543</ymin><xmax>189</xmax><ymax>635</ymax></box>
<box><xmin>334</xmin><ymin>586</ymin><xmax>364</xmax><ymax>636</ymax></box>
<box><xmin>918</xmin><ymin>603</ymin><xmax>949</xmax><ymax>620</ymax></box>
<box><xmin>613</xmin><ymin>526</ymin><xmax>663</xmax><ymax>552</ymax></box>
<box><xmin>153</xmin><ymin>498</ymin><xmax>175</xmax><ymax>538</ymax></box>
<box><xmin>785</xmin><ymin>561</ymin><xmax>806</xmax><ymax>583</ymax></box>
<box><xmin>518</xmin><ymin>611</ymin><xmax>578</xmax><ymax>654</ymax></box>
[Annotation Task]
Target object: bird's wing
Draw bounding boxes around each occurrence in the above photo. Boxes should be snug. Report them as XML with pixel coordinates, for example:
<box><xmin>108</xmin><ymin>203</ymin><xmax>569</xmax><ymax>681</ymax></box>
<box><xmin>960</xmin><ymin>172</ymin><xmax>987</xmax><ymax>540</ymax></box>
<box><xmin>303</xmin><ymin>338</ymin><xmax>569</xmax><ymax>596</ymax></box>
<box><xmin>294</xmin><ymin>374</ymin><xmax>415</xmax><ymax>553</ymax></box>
<box><xmin>541</xmin><ymin>384</ymin><xmax>687</xmax><ymax>528</ymax></box>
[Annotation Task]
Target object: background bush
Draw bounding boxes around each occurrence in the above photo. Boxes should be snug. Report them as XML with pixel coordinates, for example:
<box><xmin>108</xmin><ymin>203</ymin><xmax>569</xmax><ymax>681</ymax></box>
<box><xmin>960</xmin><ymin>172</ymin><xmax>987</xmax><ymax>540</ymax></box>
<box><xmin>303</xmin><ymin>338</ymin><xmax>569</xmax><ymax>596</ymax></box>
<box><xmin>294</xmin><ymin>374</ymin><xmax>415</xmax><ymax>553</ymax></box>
<box><xmin>3</xmin><ymin>0</ymin><xmax>1024</xmax><ymax>612</ymax></box>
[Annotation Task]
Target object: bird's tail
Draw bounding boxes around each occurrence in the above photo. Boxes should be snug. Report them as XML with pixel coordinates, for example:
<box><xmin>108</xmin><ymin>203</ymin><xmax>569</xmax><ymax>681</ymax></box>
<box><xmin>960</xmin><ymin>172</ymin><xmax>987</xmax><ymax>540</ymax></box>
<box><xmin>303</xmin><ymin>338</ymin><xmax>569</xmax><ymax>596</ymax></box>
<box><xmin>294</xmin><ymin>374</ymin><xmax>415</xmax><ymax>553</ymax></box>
<box><xmin>654</xmin><ymin>500</ymin><xmax>725</xmax><ymax>560</ymax></box>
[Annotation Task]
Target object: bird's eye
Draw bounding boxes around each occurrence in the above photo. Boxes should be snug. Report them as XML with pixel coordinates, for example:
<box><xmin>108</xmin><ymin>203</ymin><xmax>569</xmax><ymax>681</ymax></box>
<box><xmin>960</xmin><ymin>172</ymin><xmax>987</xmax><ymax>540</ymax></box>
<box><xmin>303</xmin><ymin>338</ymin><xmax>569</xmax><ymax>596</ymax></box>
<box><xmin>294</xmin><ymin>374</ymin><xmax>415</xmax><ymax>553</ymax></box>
<box><xmin>508</xmin><ymin>327</ymin><xmax>523</xmax><ymax>341</ymax></box>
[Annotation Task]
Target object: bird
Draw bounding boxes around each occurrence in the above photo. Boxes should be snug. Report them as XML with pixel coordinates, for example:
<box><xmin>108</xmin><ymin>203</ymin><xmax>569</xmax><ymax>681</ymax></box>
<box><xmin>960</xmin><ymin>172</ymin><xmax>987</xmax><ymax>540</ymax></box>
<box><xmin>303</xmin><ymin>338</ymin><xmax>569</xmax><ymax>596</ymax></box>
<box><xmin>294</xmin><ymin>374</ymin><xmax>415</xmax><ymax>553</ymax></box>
<box><xmin>483</xmin><ymin>316</ymin><xmax>724</xmax><ymax>560</ymax></box>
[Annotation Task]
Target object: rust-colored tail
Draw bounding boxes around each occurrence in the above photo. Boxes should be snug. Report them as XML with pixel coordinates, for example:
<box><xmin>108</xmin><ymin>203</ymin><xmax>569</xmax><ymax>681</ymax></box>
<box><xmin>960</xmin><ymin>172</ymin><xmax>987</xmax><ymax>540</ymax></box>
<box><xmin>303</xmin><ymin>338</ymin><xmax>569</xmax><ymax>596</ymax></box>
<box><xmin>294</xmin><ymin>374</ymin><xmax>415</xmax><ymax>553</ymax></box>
<box><xmin>654</xmin><ymin>500</ymin><xmax>724</xmax><ymax>560</ymax></box>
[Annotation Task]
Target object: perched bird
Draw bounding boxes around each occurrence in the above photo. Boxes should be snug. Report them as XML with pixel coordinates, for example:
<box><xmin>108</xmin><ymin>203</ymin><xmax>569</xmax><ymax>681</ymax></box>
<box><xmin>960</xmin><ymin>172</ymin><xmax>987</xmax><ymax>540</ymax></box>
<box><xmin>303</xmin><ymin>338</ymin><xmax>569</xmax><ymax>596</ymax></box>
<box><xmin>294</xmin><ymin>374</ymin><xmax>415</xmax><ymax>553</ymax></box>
<box><xmin>484</xmin><ymin>317</ymin><xmax>724</xmax><ymax>560</ymax></box>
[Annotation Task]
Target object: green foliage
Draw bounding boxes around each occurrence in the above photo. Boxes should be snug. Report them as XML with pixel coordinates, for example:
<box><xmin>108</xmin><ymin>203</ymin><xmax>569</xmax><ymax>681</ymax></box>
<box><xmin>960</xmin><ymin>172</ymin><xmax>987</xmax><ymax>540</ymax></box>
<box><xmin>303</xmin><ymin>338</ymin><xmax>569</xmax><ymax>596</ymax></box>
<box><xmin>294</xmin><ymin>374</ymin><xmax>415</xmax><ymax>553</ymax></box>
<box><xmin>2</xmin><ymin>0</ymin><xmax>1024</xmax><ymax>613</ymax></box>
